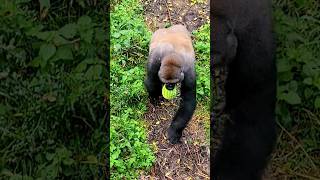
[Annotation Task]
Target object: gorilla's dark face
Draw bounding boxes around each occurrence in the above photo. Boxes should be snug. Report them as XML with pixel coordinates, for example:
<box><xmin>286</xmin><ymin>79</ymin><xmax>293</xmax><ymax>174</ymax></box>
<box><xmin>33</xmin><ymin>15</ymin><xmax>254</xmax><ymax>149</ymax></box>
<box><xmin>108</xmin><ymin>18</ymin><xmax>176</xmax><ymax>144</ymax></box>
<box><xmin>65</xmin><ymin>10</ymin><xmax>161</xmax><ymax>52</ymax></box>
<box><xmin>158</xmin><ymin>53</ymin><xmax>185</xmax><ymax>87</ymax></box>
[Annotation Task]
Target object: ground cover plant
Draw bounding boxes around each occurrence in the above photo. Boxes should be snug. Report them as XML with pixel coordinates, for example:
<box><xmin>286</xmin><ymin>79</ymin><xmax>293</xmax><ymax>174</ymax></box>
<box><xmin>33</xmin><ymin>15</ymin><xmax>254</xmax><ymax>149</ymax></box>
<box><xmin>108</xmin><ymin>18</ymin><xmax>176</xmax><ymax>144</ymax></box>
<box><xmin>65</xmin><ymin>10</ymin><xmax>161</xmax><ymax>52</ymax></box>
<box><xmin>0</xmin><ymin>0</ymin><xmax>107</xmax><ymax>179</ymax></box>
<box><xmin>110</xmin><ymin>0</ymin><xmax>155</xmax><ymax>179</ymax></box>
<box><xmin>271</xmin><ymin>0</ymin><xmax>320</xmax><ymax>178</ymax></box>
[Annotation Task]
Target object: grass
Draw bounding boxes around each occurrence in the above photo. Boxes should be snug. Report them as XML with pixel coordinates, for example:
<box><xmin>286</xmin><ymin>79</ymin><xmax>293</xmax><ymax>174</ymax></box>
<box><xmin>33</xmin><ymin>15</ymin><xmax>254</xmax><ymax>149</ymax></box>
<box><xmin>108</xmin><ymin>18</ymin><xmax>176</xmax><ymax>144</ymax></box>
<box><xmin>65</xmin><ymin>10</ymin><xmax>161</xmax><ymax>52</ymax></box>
<box><xmin>0</xmin><ymin>0</ymin><xmax>107</xmax><ymax>179</ymax></box>
<box><xmin>110</xmin><ymin>0</ymin><xmax>155</xmax><ymax>179</ymax></box>
<box><xmin>272</xmin><ymin>0</ymin><xmax>320</xmax><ymax>178</ymax></box>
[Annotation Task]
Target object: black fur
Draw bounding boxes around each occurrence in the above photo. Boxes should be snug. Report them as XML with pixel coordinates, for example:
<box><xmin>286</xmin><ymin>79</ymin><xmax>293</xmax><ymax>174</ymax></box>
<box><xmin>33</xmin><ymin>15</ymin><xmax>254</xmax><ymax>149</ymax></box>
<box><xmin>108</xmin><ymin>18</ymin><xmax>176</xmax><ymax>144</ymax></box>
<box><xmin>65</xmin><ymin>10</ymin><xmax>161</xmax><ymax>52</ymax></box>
<box><xmin>145</xmin><ymin>51</ymin><xmax>196</xmax><ymax>144</ymax></box>
<box><xmin>211</xmin><ymin>0</ymin><xmax>277</xmax><ymax>179</ymax></box>
<box><xmin>145</xmin><ymin>52</ymin><xmax>162</xmax><ymax>105</ymax></box>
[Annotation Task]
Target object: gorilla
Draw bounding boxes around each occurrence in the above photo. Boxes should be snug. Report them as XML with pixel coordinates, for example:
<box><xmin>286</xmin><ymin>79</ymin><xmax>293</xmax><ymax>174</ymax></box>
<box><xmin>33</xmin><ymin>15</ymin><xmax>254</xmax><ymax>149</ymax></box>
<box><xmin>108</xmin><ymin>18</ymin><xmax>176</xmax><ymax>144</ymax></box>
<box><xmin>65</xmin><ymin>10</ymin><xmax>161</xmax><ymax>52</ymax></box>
<box><xmin>211</xmin><ymin>0</ymin><xmax>277</xmax><ymax>179</ymax></box>
<box><xmin>145</xmin><ymin>24</ymin><xmax>197</xmax><ymax>144</ymax></box>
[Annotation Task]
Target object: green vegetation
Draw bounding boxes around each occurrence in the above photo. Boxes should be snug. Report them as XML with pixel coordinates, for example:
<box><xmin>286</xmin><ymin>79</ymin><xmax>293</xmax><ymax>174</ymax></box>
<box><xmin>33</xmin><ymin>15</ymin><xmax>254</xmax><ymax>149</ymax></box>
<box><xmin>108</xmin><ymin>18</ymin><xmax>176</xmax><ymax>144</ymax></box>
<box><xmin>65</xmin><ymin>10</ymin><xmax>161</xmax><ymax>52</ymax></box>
<box><xmin>0</xmin><ymin>0</ymin><xmax>107</xmax><ymax>179</ymax></box>
<box><xmin>110</xmin><ymin>0</ymin><xmax>155</xmax><ymax>179</ymax></box>
<box><xmin>274</xmin><ymin>0</ymin><xmax>320</xmax><ymax>125</ymax></box>
<box><xmin>193</xmin><ymin>24</ymin><xmax>211</xmax><ymax>104</ymax></box>
<box><xmin>273</xmin><ymin>0</ymin><xmax>320</xmax><ymax>177</ymax></box>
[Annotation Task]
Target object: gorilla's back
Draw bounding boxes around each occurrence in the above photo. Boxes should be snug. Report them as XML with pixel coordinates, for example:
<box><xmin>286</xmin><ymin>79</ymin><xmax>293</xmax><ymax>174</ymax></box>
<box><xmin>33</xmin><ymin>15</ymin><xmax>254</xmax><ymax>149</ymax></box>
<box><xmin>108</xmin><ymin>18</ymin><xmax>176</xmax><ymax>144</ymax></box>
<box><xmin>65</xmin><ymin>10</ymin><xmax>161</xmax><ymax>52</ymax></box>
<box><xmin>149</xmin><ymin>25</ymin><xmax>195</xmax><ymax>66</ymax></box>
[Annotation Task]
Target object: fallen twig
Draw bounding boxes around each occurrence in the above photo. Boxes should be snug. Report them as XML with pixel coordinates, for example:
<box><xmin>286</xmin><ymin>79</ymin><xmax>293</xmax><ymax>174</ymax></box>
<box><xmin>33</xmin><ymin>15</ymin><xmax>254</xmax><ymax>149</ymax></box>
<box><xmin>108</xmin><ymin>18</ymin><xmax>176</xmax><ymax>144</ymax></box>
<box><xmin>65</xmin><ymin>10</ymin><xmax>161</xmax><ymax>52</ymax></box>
<box><xmin>276</xmin><ymin>121</ymin><xmax>317</xmax><ymax>169</ymax></box>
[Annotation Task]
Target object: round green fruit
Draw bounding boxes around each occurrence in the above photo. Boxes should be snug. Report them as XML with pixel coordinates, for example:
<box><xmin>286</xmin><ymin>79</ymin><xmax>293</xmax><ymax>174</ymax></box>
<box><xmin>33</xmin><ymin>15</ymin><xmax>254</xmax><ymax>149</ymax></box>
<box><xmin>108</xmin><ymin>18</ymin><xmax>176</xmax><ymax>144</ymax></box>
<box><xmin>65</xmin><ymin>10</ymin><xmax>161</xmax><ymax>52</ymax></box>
<box><xmin>162</xmin><ymin>85</ymin><xmax>177</xmax><ymax>100</ymax></box>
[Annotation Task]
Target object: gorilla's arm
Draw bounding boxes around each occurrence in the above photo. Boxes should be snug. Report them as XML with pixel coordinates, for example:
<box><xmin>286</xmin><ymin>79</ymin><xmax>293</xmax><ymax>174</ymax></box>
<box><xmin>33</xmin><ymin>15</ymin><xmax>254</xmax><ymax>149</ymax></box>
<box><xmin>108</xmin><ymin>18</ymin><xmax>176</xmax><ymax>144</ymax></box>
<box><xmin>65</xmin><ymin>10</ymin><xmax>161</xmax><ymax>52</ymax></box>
<box><xmin>168</xmin><ymin>68</ymin><xmax>197</xmax><ymax>144</ymax></box>
<box><xmin>144</xmin><ymin>51</ymin><xmax>162</xmax><ymax>104</ymax></box>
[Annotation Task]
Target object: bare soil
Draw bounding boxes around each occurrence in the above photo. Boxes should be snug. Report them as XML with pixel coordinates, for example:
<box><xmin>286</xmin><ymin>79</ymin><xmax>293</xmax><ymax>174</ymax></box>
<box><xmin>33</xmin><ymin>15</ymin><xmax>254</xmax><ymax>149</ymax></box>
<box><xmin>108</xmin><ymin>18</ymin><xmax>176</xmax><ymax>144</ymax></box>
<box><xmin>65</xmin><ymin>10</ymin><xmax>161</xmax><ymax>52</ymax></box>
<box><xmin>142</xmin><ymin>0</ymin><xmax>209</xmax><ymax>32</ymax></box>
<box><xmin>140</xmin><ymin>100</ymin><xmax>210</xmax><ymax>179</ymax></box>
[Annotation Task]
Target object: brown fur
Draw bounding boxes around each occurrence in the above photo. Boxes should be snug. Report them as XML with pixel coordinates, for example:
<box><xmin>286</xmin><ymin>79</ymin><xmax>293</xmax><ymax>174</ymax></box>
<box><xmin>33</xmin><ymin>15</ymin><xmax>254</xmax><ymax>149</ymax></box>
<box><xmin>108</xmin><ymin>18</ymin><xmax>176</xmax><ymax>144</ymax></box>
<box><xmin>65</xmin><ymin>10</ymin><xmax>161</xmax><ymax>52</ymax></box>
<box><xmin>149</xmin><ymin>24</ymin><xmax>195</xmax><ymax>65</ymax></box>
<box><xmin>158</xmin><ymin>53</ymin><xmax>184</xmax><ymax>83</ymax></box>
<box><xmin>149</xmin><ymin>25</ymin><xmax>195</xmax><ymax>84</ymax></box>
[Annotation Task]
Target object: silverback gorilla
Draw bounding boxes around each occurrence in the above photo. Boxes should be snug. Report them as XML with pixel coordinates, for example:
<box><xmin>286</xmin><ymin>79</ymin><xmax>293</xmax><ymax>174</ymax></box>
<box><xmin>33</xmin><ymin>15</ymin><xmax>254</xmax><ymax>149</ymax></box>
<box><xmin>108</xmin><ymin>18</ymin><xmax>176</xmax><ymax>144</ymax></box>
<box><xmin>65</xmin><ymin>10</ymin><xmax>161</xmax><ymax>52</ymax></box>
<box><xmin>145</xmin><ymin>25</ymin><xmax>196</xmax><ymax>144</ymax></box>
<box><xmin>211</xmin><ymin>0</ymin><xmax>277</xmax><ymax>179</ymax></box>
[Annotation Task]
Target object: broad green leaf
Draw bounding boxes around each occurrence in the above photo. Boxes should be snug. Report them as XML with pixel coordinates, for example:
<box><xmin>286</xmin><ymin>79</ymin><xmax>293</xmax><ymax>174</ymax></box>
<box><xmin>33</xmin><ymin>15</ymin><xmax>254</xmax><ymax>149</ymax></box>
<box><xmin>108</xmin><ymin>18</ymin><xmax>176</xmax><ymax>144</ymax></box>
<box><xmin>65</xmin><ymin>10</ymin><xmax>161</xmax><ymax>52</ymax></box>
<box><xmin>288</xmin><ymin>80</ymin><xmax>298</xmax><ymax>92</ymax></box>
<box><xmin>283</xmin><ymin>91</ymin><xmax>301</xmax><ymax>105</ymax></box>
<box><xmin>46</xmin><ymin>153</ymin><xmax>54</xmax><ymax>161</ymax></box>
<box><xmin>77</xmin><ymin>15</ymin><xmax>92</xmax><ymax>27</ymax></box>
<box><xmin>58</xmin><ymin>23</ymin><xmax>77</xmax><ymax>39</ymax></box>
<box><xmin>25</xmin><ymin>25</ymin><xmax>44</xmax><ymax>36</ymax></box>
<box><xmin>287</xmin><ymin>32</ymin><xmax>305</xmax><ymax>43</ymax></box>
<box><xmin>80</xmin><ymin>29</ymin><xmax>93</xmax><ymax>43</ymax></box>
<box><xmin>36</xmin><ymin>31</ymin><xmax>56</xmax><ymax>41</ymax></box>
<box><xmin>303</xmin><ymin>77</ymin><xmax>312</xmax><ymax>85</ymax></box>
<box><xmin>62</xmin><ymin>158</ymin><xmax>74</xmax><ymax>165</ymax></box>
<box><xmin>85</xmin><ymin>65</ymin><xmax>103</xmax><ymax>80</ymax></box>
<box><xmin>53</xmin><ymin>34</ymin><xmax>70</xmax><ymax>46</ymax></box>
<box><xmin>113</xmin><ymin>32</ymin><xmax>121</xmax><ymax>38</ymax></box>
<box><xmin>55</xmin><ymin>46</ymin><xmax>73</xmax><ymax>60</ymax></box>
<box><xmin>39</xmin><ymin>44</ymin><xmax>56</xmax><ymax>61</ymax></box>
<box><xmin>302</xmin><ymin>63</ymin><xmax>317</xmax><ymax>76</ymax></box>
<box><xmin>16</xmin><ymin>15</ymin><xmax>32</xmax><ymax>29</ymax></box>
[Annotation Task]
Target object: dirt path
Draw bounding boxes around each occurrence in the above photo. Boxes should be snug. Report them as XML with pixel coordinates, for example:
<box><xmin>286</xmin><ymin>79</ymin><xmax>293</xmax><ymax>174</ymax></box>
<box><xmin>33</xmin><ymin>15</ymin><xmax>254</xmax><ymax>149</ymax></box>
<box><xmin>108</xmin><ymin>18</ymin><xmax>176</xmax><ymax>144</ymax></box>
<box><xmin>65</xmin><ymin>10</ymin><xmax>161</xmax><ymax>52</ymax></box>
<box><xmin>140</xmin><ymin>0</ymin><xmax>210</xmax><ymax>179</ymax></box>
<box><xmin>142</xmin><ymin>0</ymin><xmax>209</xmax><ymax>32</ymax></box>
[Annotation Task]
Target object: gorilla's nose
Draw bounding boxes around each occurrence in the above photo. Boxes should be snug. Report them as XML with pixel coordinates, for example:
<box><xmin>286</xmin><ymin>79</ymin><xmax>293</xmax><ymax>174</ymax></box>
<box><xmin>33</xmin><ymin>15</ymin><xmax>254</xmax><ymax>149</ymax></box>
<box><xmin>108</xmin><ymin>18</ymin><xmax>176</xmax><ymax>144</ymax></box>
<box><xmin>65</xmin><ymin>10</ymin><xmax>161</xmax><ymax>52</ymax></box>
<box><xmin>165</xmin><ymin>83</ymin><xmax>175</xmax><ymax>90</ymax></box>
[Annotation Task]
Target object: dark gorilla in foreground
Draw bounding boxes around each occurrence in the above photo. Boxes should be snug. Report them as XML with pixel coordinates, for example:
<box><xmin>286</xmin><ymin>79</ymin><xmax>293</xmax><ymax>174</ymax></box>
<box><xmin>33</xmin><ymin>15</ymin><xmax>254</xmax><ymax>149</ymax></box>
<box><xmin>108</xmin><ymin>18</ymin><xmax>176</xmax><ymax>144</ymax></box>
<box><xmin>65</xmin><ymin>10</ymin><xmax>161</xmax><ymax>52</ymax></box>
<box><xmin>211</xmin><ymin>0</ymin><xmax>277</xmax><ymax>179</ymax></box>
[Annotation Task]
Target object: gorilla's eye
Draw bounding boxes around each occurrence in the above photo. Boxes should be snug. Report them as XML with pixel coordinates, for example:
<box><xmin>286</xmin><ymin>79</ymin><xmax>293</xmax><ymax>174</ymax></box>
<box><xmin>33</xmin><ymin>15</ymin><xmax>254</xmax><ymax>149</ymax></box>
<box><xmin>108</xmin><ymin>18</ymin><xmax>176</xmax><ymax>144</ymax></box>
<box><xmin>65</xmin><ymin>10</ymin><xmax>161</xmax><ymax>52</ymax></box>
<box><xmin>165</xmin><ymin>83</ymin><xmax>175</xmax><ymax>90</ymax></box>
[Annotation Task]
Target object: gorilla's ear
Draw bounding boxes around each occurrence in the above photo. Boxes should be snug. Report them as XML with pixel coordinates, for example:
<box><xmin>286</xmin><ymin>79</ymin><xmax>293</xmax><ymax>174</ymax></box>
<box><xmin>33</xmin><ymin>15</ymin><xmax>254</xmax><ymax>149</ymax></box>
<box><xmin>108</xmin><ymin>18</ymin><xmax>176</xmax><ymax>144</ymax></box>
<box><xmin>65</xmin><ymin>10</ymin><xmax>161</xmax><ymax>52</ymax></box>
<box><xmin>179</xmin><ymin>66</ymin><xmax>184</xmax><ymax>82</ymax></box>
<box><xmin>225</xmin><ymin>33</ymin><xmax>238</xmax><ymax>65</ymax></box>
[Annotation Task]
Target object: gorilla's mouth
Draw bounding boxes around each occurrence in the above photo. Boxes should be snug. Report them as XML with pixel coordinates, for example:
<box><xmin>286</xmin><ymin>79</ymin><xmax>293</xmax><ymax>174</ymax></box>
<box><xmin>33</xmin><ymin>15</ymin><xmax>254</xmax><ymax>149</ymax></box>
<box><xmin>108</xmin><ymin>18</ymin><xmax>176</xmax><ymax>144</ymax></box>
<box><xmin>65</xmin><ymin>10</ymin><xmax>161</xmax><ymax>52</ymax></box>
<box><xmin>165</xmin><ymin>83</ymin><xmax>175</xmax><ymax>90</ymax></box>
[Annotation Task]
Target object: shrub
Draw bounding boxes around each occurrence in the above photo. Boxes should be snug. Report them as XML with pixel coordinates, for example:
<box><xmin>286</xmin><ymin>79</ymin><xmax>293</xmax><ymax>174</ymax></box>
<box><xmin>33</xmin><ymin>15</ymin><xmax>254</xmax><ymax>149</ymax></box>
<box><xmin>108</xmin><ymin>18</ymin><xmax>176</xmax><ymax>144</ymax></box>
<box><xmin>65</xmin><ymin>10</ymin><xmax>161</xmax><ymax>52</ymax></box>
<box><xmin>0</xmin><ymin>0</ymin><xmax>107</xmax><ymax>179</ymax></box>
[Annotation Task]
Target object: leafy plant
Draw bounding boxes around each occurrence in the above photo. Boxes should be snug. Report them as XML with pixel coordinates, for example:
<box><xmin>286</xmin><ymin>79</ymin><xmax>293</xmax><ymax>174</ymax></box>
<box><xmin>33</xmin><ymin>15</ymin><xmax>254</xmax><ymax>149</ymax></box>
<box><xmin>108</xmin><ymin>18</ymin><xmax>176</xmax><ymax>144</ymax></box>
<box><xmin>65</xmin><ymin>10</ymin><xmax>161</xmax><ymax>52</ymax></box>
<box><xmin>0</xmin><ymin>0</ymin><xmax>107</xmax><ymax>179</ymax></box>
<box><xmin>193</xmin><ymin>24</ymin><xmax>210</xmax><ymax>104</ymax></box>
<box><xmin>271</xmin><ymin>0</ymin><xmax>320</xmax><ymax>177</ymax></box>
<box><xmin>110</xmin><ymin>0</ymin><xmax>155</xmax><ymax>179</ymax></box>
<box><xmin>273</xmin><ymin>0</ymin><xmax>320</xmax><ymax>126</ymax></box>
